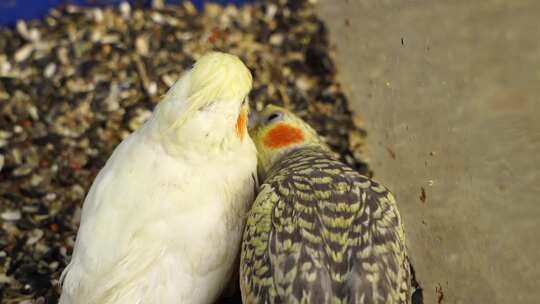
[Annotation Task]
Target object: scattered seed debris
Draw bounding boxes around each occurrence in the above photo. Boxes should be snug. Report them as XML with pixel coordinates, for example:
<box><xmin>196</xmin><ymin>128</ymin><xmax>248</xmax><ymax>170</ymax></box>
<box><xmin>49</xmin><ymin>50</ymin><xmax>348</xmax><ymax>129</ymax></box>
<box><xmin>386</xmin><ymin>146</ymin><xmax>396</xmax><ymax>159</ymax></box>
<box><xmin>436</xmin><ymin>283</ymin><xmax>444</xmax><ymax>304</ymax></box>
<box><xmin>420</xmin><ymin>187</ymin><xmax>427</xmax><ymax>203</ymax></box>
<box><xmin>1</xmin><ymin>210</ymin><xmax>21</xmax><ymax>221</ymax></box>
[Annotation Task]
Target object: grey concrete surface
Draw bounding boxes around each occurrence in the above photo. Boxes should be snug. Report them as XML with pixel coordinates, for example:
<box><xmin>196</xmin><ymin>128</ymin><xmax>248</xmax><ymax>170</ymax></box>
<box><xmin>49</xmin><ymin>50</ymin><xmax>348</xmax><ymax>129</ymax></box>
<box><xmin>318</xmin><ymin>1</ymin><xmax>540</xmax><ymax>303</ymax></box>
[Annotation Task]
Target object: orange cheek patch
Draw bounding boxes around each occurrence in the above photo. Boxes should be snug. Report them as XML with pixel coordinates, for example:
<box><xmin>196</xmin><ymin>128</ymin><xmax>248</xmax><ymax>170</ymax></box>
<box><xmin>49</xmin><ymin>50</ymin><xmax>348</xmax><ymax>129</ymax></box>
<box><xmin>263</xmin><ymin>123</ymin><xmax>305</xmax><ymax>148</ymax></box>
<box><xmin>236</xmin><ymin>110</ymin><xmax>247</xmax><ymax>142</ymax></box>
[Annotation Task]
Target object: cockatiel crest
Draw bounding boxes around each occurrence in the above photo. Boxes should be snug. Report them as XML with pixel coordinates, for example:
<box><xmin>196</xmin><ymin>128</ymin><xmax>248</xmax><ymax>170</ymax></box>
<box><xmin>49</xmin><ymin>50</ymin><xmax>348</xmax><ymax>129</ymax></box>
<box><xmin>150</xmin><ymin>52</ymin><xmax>253</xmax><ymax>150</ymax></box>
<box><xmin>164</xmin><ymin>52</ymin><xmax>252</xmax><ymax>129</ymax></box>
<box><xmin>60</xmin><ymin>52</ymin><xmax>257</xmax><ymax>304</ymax></box>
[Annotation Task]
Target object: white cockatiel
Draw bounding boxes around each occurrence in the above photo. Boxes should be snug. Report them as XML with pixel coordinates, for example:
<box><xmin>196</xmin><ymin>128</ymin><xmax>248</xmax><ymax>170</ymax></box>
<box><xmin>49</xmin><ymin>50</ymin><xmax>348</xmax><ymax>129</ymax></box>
<box><xmin>59</xmin><ymin>52</ymin><xmax>257</xmax><ymax>304</ymax></box>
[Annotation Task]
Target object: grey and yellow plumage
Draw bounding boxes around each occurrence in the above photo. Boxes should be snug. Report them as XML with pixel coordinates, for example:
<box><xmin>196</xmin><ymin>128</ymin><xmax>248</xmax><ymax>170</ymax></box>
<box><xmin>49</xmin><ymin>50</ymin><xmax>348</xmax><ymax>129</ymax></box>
<box><xmin>241</xmin><ymin>105</ymin><xmax>410</xmax><ymax>304</ymax></box>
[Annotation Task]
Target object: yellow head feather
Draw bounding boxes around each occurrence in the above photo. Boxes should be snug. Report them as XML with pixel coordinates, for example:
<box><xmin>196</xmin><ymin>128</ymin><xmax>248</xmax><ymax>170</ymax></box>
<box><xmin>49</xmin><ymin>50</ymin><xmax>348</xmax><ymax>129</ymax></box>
<box><xmin>171</xmin><ymin>52</ymin><xmax>252</xmax><ymax>129</ymax></box>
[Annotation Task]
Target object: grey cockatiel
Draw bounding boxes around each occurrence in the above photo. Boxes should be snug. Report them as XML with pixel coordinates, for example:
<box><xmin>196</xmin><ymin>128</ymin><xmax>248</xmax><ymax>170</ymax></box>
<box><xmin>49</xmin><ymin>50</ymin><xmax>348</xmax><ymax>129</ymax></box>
<box><xmin>241</xmin><ymin>105</ymin><xmax>411</xmax><ymax>304</ymax></box>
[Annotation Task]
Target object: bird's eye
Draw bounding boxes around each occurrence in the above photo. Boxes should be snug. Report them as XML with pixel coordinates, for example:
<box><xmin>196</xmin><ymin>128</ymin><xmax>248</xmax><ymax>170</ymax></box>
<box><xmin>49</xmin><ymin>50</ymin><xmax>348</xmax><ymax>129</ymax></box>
<box><xmin>266</xmin><ymin>112</ymin><xmax>283</xmax><ymax>124</ymax></box>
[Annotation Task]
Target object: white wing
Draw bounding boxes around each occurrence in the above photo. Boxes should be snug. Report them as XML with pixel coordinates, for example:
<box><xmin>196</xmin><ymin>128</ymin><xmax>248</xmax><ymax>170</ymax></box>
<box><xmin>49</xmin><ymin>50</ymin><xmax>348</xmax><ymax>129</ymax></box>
<box><xmin>60</xmin><ymin>131</ymin><xmax>170</xmax><ymax>302</ymax></box>
<box><xmin>60</xmin><ymin>130</ymin><xmax>258</xmax><ymax>304</ymax></box>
